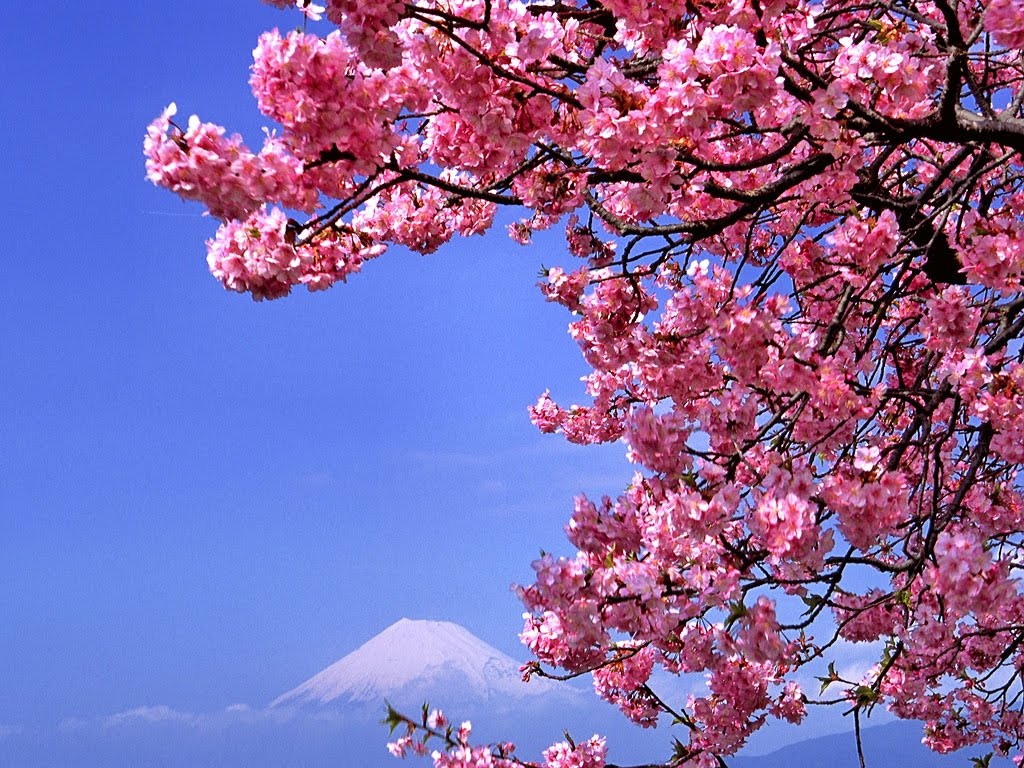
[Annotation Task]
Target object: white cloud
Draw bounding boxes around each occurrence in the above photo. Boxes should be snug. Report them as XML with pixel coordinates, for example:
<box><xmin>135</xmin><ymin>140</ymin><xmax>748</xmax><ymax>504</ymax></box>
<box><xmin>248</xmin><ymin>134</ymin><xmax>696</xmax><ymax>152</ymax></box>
<box><xmin>57</xmin><ymin>702</ymin><xmax>343</xmax><ymax>734</ymax></box>
<box><xmin>61</xmin><ymin>704</ymin><xmax>216</xmax><ymax>732</ymax></box>
<box><xmin>102</xmin><ymin>705</ymin><xmax>199</xmax><ymax>729</ymax></box>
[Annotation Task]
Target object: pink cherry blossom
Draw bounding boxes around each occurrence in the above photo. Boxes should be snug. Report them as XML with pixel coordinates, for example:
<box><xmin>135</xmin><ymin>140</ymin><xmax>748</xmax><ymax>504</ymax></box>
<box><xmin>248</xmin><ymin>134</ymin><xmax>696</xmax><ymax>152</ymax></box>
<box><xmin>986</xmin><ymin>0</ymin><xmax>1024</xmax><ymax>49</ymax></box>
<box><xmin>152</xmin><ymin>0</ymin><xmax>1024</xmax><ymax>763</ymax></box>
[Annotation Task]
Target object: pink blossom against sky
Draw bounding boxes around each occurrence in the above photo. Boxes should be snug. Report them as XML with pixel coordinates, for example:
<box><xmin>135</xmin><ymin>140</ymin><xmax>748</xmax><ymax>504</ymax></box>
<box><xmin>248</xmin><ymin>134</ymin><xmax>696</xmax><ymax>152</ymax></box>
<box><xmin>0</xmin><ymin>0</ymin><xmax>629</xmax><ymax>727</ymax></box>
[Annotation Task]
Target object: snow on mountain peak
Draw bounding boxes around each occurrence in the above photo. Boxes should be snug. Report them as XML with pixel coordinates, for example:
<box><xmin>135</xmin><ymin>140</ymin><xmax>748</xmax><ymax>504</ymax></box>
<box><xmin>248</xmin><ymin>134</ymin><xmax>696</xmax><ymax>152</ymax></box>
<box><xmin>270</xmin><ymin>618</ymin><xmax>575</xmax><ymax>711</ymax></box>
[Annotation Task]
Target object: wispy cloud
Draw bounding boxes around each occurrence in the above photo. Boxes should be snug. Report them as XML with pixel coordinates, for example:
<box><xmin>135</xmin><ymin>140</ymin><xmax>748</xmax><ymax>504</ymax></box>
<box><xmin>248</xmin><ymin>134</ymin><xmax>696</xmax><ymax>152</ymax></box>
<box><xmin>103</xmin><ymin>705</ymin><xmax>200</xmax><ymax>728</ymax></box>
<box><xmin>58</xmin><ymin>702</ymin><xmax>350</xmax><ymax>734</ymax></box>
<box><xmin>61</xmin><ymin>705</ymin><xmax>215</xmax><ymax>732</ymax></box>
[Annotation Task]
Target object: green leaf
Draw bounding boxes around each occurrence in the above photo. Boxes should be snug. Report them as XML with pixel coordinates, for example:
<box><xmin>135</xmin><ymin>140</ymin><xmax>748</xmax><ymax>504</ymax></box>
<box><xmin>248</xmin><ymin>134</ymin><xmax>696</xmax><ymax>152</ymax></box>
<box><xmin>854</xmin><ymin>685</ymin><xmax>879</xmax><ymax>705</ymax></box>
<box><xmin>724</xmin><ymin>600</ymin><xmax>747</xmax><ymax>629</ymax></box>
<box><xmin>604</xmin><ymin>545</ymin><xmax>617</xmax><ymax>568</ymax></box>
<box><xmin>817</xmin><ymin>662</ymin><xmax>839</xmax><ymax>695</ymax></box>
<box><xmin>880</xmin><ymin>642</ymin><xmax>894</xmax><ymax>667</ymax></box>
<box><xmin>671</xmin><ymin>738</ymin><xmax>690</xmax><ymax>761</ymax></box>
<box><xmin>383</xmin><ymin>702</ymin><xmax>404</xmax><ymax>734</ymax></box>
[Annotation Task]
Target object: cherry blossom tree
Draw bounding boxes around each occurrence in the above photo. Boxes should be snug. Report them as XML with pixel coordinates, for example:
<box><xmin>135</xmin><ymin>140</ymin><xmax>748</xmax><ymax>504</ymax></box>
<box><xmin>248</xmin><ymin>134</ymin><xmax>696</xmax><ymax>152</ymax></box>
<box><xmin>147</xmin><ymin>0</ymin><xmax>1024</xmax><ymax>765</ymax></box>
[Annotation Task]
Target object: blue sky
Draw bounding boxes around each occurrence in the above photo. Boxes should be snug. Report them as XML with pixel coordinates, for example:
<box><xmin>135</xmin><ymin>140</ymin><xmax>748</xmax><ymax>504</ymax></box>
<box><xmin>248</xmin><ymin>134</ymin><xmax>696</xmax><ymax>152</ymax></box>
<box><xmin>0</xmin><ymin>1</ymin><xmax>632</xmax><ymax>729</ymax></box>
<box><xmin>0</xmin><ymin>7</ymin><xmax>918</xmax><ymax>764</ymax></box>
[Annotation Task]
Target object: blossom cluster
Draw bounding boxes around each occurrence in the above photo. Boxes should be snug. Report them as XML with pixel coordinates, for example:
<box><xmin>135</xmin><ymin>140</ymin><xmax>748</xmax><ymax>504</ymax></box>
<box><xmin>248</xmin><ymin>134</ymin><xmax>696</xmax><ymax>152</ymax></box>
<box><xmin>144</xmin><ymin>104</ymin><xmax>316</xmax><ymax>221</ymax></box>
<box><xmin>152</xmin><ymin>0</ymin><xmax>1024</xmax><ymax>764</ymax></box>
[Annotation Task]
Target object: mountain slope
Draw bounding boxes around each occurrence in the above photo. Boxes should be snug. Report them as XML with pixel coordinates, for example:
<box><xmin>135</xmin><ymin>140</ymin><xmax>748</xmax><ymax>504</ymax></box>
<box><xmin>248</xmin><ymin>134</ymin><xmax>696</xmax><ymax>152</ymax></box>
<box><xmin>270</xmin><ymin>618</ymin><xmax>578</xmax><ymax>713</ymax></box>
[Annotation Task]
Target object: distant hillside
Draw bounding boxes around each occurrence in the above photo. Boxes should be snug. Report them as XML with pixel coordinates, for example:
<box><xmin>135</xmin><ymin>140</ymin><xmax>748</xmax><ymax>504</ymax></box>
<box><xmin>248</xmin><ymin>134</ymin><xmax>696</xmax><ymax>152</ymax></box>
<box><xmin>733</xmin><ymin>720</ymin><xmax>1011</xmax><ymax>768</ymax></box>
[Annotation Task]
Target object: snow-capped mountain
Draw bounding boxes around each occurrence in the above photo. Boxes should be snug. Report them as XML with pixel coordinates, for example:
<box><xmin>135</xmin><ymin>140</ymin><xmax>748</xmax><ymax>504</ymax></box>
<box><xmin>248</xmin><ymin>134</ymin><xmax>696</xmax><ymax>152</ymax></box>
<box><xmin>270</xmin><ymin>618</ymin><xmax>579</xmax><ymax>714</ymax></box>
<box><xmin>21</xmin><ymin>619</ymin><xmax>1005</xmax><ymax>768</ymax></box>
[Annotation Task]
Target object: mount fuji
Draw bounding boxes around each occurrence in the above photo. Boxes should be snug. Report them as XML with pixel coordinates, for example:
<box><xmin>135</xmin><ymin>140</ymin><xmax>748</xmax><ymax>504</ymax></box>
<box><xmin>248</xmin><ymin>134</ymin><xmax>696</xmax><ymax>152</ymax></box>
<box><xmin>4</xmin><ymin>618</ymin><xmax>1008</xmax><ymax>768</ymax></box>
<box><xmin>270</xmin><ymin>618</ymin><xmax>581</xmax><ymax>716</ymax></box>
